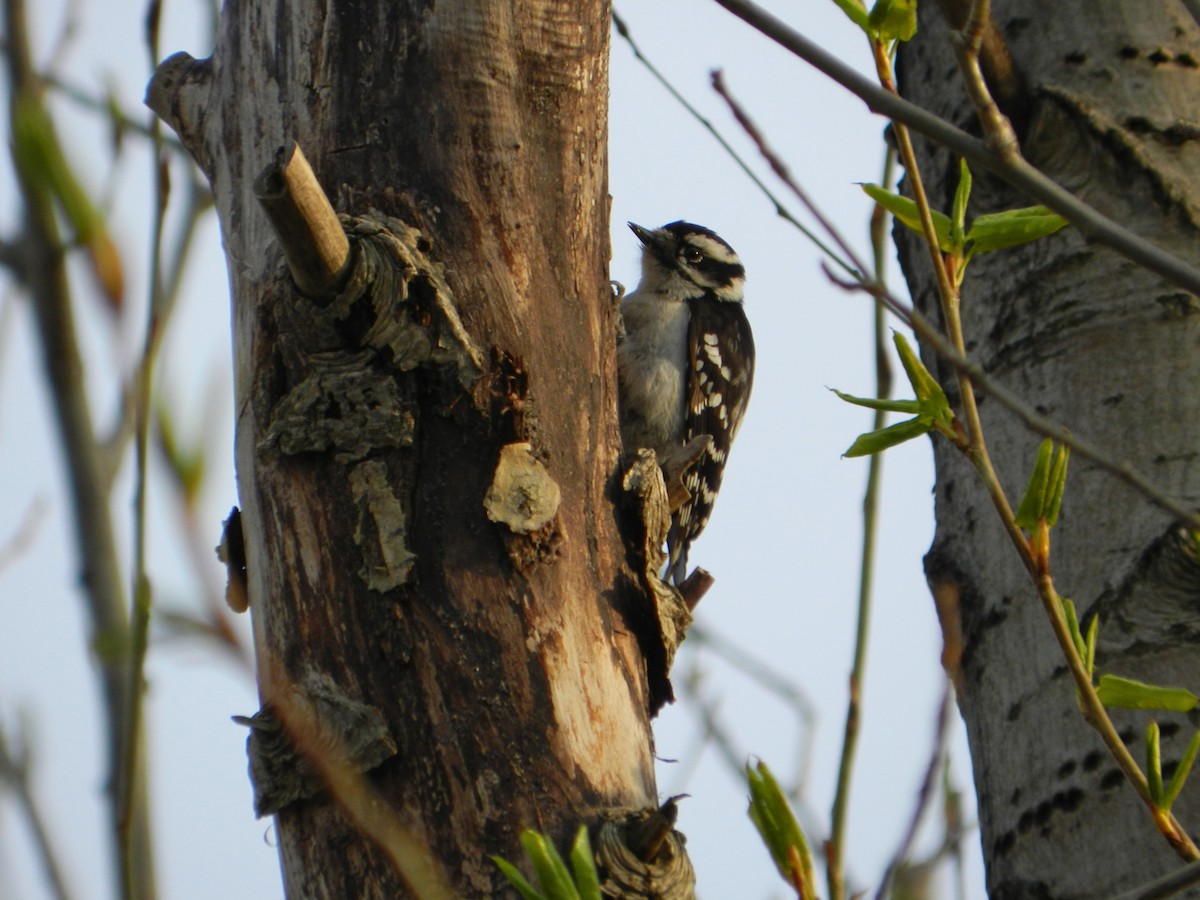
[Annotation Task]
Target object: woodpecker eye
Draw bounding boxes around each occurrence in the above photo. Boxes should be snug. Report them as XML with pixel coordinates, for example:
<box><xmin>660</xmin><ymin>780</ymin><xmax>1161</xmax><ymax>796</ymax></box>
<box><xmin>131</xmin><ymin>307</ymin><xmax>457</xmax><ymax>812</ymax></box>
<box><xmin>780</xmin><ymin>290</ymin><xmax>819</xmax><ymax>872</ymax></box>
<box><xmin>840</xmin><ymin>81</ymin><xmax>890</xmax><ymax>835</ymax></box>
<box><xmin>682</xmin><ymin>247</ymin><xmax>704</xmax><ymax>264</ymax></box>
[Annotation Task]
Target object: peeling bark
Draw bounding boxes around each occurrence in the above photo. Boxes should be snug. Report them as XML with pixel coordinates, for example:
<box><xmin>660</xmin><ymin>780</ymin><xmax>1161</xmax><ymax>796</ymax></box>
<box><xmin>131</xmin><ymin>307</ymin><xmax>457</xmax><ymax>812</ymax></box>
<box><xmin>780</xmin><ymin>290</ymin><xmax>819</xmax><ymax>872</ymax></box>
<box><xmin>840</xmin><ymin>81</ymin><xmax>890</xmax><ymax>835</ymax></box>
<box><xmin>148</xmin><ymin>2</ymin><xmax>684</xmax><ymax>896</ymax></box>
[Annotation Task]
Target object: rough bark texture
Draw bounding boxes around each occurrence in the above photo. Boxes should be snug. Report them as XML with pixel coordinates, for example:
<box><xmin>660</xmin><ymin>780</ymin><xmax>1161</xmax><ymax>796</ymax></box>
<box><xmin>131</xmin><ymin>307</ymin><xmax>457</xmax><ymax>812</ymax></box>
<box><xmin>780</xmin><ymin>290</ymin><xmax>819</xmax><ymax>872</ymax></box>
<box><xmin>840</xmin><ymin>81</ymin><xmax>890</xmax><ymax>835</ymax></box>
<box><xmin>899</xmin><ymin>5</ymin><xmax>1200</xmax><ymax>897</ymax></box>
<box><xmin>148</xmin><ymin>2</ymin><xmax>668</xmax><ymax>897</ymax></box>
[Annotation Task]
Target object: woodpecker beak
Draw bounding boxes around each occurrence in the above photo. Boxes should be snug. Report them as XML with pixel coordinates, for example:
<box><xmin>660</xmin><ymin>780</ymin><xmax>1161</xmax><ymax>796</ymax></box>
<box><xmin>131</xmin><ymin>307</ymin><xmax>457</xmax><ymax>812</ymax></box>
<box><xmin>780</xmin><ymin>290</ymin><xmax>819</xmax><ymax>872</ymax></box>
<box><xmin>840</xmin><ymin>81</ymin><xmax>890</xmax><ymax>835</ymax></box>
<box><xmin>628</xmin><ymin>222</ymin><xmax>657</xmax><ymax>247</ymax></box>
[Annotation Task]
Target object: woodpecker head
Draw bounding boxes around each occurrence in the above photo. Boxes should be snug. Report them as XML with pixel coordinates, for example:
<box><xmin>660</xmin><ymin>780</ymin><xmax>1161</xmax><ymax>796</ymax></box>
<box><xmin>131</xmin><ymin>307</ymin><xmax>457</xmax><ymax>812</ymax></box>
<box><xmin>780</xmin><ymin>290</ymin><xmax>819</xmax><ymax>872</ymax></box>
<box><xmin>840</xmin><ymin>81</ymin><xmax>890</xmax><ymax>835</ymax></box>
<box><xmin>629</xmin><ymin>221</ymin><xmax>745</xmax><ymax>304</ymax></box>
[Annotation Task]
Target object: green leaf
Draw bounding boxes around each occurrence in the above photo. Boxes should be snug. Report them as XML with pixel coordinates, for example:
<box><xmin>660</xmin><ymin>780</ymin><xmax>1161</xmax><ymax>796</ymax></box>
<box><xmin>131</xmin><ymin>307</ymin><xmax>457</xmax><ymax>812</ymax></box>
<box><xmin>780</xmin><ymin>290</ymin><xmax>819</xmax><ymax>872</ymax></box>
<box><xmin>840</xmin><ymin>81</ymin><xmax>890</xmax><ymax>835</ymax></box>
<box><xmin>966</xmin><ymin>206</ymin><xmax>1068</xmax><ymax>256</ymax></box>
<box><xmin>1096</xmin><ymin>675</ymin><xmax>1199</xmax><ymax>712</ymax></box>
<box><xmin>843</xmin><ymin>416</ymin><xmax>931</xmax><ymax>457</ymax></box>
<box><xmin>747</xmin><ymin>762</ymin><xmax>816</xmax><ymax>894</ymax></box>
<box><xmin>520</xmin><ymin>831</ymin><xmax>579</xmax><ymax>900</ymax></box>
<box><xmin>492</xmin><ymin>855</ymin><xmax>546</xmax><ymax>900</ymax></box>
<box><xmin>867</xmin><ymin>0</ymin><xmax>918</xmax><ymax>41</ymax></box>
<box><xmin>950</xmin><ymin>159</ymin><xmax>972</xmax><ymax>245</ymax></box>
<box><xmin>893</xmin><ymin>332</ymin><xmax>952</xmax><ymax>421</ymax></box>
<box><xmin>1084</xmin><ymin>612</ymin><xmax>1099</xmax><ymax>678</ymax></box>
<box><xmin>1045</xmin><ymin>443</ymin><xmax>1069</xmax><ymax>527</ymax></box>
<box><xmin>832</xmin><ymin>389</ymin><xmax>921</xmax><ymax>415</ymax></box>
<box><xmin>1015</xmin><ymin>438</ymin><xmax>1054</xmax><ymax>530</ymax></box>
<box><xmin>842</xmin><ymin>334</ymin><xmax>957</xmax><ymax>457</ymax></box>
<box><xmin>893</xmin><ymin>331</ymin><xmax>937</xmax><ymax>405</ymax></box>
<box><xmin>1163</xmin><ymin>731</ymin><xmax>1200</xmax><ymax>811</ymax></box>
<box><xmin>862</xmin><ymin>184</ymin><xmax>955</xmax><ymax>252</ymax></box>
<box><xmin>1058</xmin><ymin>597</ymin><xmax>1086</xmax><ymax>662</ymax></box>
<box><xmin>830</xmin><ymin>0</ymin><xmax>871</xmax><ymax>32</ymax></box>
<box><xmin>1015</xmin><ymin>439</ymin><xmax>1069</xmax><ymax>529</ymax></box>
<box><xmin>568</xmin><ymin>827</ymin><xmax>601</xmax><ymax>900</ymax></box>
<box><xmin>12</xmin><ymin>92</ymin><xmax>125</xmax><ymax>308</ymax></box>
<box><xmin>1147</xmin><ymin>722</ymin><xmax>1164</xmax><ymax>805</ymax></box>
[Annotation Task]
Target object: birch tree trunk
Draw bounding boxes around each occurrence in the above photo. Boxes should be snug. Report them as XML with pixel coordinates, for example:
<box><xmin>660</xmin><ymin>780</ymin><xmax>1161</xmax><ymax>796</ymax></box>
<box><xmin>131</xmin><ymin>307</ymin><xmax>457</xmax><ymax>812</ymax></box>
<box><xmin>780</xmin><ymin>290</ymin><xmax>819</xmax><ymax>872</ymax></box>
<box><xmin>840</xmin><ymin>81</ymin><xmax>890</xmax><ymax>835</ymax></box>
<box><xmin>147</xmin><ymin>3</ymin><xmax>680</xmax><ymax>896</ymax></box>
<box><xmin>899</xmin><ymin>4</ymin><xmax>1200</xmax><ymax>896</ymax></box>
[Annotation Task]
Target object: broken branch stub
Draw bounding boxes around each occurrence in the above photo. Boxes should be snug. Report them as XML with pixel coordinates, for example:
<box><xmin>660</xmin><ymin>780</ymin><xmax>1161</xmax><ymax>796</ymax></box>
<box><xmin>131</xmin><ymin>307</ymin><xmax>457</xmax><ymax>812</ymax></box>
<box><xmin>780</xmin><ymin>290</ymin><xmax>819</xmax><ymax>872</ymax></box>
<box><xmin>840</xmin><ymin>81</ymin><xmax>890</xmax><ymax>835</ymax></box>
<box><xmin>253</xmin><ymin>143</ymin><xmax>353</xmax><ymax>302</ymax></box>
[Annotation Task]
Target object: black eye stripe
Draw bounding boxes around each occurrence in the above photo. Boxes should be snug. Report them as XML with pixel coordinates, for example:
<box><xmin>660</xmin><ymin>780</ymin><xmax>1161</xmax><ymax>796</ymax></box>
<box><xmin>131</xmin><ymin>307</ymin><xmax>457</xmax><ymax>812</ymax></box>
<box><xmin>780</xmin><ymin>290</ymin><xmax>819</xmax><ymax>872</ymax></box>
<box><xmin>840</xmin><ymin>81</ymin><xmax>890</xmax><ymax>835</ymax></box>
<box><xmin>692</xmin><ymin>256</ymin><xmax>744</xmax><ymax>285</ymax></box>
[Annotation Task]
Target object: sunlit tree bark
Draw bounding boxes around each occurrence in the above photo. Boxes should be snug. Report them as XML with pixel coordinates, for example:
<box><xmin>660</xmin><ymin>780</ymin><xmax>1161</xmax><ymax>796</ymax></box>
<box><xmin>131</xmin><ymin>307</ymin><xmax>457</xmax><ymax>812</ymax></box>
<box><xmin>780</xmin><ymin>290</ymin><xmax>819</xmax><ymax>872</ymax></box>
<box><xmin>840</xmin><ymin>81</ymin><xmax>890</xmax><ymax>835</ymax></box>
<box><xmin>148</xmin><ymin>2</ymin><xmax>680</xmax><ymax>895</ymax></box>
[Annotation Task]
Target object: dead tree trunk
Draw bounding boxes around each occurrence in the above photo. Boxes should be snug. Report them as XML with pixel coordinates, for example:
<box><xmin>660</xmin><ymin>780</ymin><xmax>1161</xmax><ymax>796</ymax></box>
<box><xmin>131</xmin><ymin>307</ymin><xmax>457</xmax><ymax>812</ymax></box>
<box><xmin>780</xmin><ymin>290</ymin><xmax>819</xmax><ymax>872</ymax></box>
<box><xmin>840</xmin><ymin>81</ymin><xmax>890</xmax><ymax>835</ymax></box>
<box><xmin>899</xmin><ymin>4</ymin><xmax>1200</xmax><ymax>896</ymax></box>
<box><xmin>148</xmin><ymin>3</ymin><xmax>686</xmax><ymax>896</ymax></box>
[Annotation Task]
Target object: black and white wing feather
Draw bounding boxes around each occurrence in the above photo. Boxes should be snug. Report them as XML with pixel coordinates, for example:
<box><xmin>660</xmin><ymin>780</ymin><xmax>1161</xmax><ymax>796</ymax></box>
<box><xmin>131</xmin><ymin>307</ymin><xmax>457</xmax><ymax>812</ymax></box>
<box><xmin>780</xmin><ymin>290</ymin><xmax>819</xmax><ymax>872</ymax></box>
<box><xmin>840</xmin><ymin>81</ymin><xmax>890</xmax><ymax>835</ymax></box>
<box><xmin>668</xmin><ymin>294</ymin><xmax>755</xmax><ymax>582</ymax></box>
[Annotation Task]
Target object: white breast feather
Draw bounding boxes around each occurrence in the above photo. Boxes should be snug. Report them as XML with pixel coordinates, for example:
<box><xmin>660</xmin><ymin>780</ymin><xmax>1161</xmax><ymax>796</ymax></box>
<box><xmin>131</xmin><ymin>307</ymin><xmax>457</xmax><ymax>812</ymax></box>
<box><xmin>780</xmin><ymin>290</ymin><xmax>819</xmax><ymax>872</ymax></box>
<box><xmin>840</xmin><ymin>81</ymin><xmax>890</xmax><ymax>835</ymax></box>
<box><xmin>617</xmin><ymin>288</ymin><xmax>690</xmax><ymax>456</ymax></box>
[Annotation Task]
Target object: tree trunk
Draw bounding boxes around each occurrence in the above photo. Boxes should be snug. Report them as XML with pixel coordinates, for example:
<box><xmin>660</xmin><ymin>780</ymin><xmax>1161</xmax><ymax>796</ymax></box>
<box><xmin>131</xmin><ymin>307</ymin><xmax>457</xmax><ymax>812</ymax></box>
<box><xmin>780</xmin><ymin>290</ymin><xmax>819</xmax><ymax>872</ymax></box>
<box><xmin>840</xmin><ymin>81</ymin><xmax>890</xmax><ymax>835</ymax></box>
<box><xmin>148</xmin><ymin>2</ymin><xmax>677</xmax><ymax>896</ymax></box>
<box><xmin>899</xmin><ymin>4</ymin><xmax>1200</xmax><ymax>896</ymax></box>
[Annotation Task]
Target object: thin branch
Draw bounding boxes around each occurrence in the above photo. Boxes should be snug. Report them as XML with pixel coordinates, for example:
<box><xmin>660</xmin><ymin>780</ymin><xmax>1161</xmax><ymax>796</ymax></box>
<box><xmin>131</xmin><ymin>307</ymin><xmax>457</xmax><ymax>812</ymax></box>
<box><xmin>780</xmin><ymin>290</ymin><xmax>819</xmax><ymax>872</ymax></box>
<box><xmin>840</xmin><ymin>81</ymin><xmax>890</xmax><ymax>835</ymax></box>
<box><xmin>685</xmin><ymin>622</ymin><xmax>818</xmax><ymax>794</ymax></box>
<box><xmin>0</xmin><ymin>719</ymin><xmax>77</xmax><ymax>900</ymax></box>
<box><xmin>674</xmin><ymin>659</ymin><xmax>838</xmax><ymax>889</ymax></box>
<box><xmin>716</xmin><ymin>44</ymin><xmax>1200</xmax><ymax>860</ymax></box>
<box><xmin>611</xmin><ymin>9</ymin><xmax>859</xmax><ymax>278</ymax></box>
<box><xmin>708</xmin><ymin>0</ymin><xmax>1200</xmax><ymax>297</ymax></box>
<box><xmin>97</xmin><ymin>172</ymin><xmax>215</xmax><ymax>492</ymax></box>
<box><xmin>115</xmin><ymin>3</ymin><xmax>169</xmax><ymax>895</ymax></box>
<box><xmin>0</xmin><ymin>286</ymin><xmax>15</xmax><ymax>431</ymax></box>
<box><xmin>838</xmin><ymin>270</ymin><xmax>1200</xmax><ymax>533</ymax></box>
<box><xmin>874</xmin><ymin>684</ymin><xmax>955</xmax><ymax>900</ymax></box>
<box><xmin>947</xmin><ymin>0</ymin><xmax>1019</xmax><ymax>160</ymax></box>
<box><xmin>828</xmin><ymin>142</ymin><xmax>896</xmax><ymax>900</ymax></box>
<box><xmin>0</xmin><ymin>495</ymin><xmax>47</xmax><ymax>572</ymax></box>
<box><xmin>2</xmin><ymin>5</ymin><xmax>143</xmax><ymax>897</ymax></box>
<box><xmin>710</xmin><ymin>70</ymin><xmax>1200</xmax><ymax>532</ymax></box>
<box><xmin>709</xmin><ymin>70</ymin><xmax>863</xmax><ymax>283</ymax></box>
<box><xmin>44</xmin><ymin>73</ymin><xmax>189</xmax><ymax>153</ymax></box>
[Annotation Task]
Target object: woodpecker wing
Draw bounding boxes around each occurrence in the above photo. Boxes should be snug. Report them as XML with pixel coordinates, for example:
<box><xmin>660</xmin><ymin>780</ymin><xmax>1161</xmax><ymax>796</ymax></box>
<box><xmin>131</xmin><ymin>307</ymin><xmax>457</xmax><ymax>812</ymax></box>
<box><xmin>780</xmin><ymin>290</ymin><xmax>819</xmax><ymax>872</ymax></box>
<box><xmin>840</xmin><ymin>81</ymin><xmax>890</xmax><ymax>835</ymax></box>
<box><xmin>668</xmin><ymin>295</ymin><xmax>755</xmax><ymax>578</ymax></box>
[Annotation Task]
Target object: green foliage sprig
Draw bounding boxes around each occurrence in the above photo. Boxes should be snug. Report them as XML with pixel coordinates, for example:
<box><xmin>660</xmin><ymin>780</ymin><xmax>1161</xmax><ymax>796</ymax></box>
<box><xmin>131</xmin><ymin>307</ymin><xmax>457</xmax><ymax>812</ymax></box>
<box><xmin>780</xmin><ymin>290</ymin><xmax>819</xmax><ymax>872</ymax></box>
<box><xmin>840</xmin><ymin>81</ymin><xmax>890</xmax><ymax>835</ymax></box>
<box><xmin>746</xmin><ymin>762</ymin><xmax>817</xmax><ymax>899</ymax></box>
<box><xmin>492</xmin><ymin>827</ymin><xmax>601</xmax><ymax>900</ymax></box>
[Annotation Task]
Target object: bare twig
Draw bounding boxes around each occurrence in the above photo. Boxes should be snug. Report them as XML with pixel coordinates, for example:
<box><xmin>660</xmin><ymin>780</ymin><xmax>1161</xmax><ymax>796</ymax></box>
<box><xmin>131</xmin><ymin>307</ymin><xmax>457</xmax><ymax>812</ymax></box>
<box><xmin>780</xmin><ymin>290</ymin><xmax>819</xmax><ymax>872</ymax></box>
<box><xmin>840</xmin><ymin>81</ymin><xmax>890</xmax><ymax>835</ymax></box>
<box><xmin>947</xmin><ymin>0</ymin><xmax>1020</xmax><ymax>160</ymax></box>
<box><xmin>713</xmin><ymin>33</ymin><xmax>1200</xmax><ymax>860</ymax></box>
<box><xmin>0</xmin><ymin>719</ymin><xmax>77</xmax><ymax>900</ymax></box>
<box><xmin>828</xmin><ymin>143</ymin><xmax>896</xmax><ymax>900</ymax></box>
<box><xmin>44</xmin><ymin>73</ymin><xmax>189</xmax><ymax>153</ymax></box>
<box><xmin>708</xmin><ymin>0</ymin><xmax>1200</xmax><ymax>297</ymax></box>
<box><xmin>709</xmin><ymin>70</ymin><xmax>863</xmax><ymax>282</ymax></box>
<box><xmin>874</xmin><ymin>684</ymin><xmax>955</xmax><ymax>900</ymax></box>
<box><xmin>685</xmin><ymin>624</ymin><xmax>818</xmax><ymax>797</ymax></box>
<box><xmin>611</xmin><ymin>9</ymin><xmax>859</xmax><ymax>278</ymax></box>
<box><xmin>97</xmin><ymin>173</ymin><xmax>214</xmax><ymax>493</ymax></box>
<box><xmin>115</xmin><ymin>4</ymin><xmax>169</xmax><ymax>893</ymax></box>
<box><xmin>262</xmin><ymin>659</ymin><xmax>458</xmax><ymax>900</ymax></box>
<box><xmin>0</xmin><ymin>287</ymin><xmax>15</xmax><ymax>429</ymax></box>
<box><xmin>710</xmin><ymin>71</ymin><xmax>1200</xmax><ymax>533</ymax></box>
<box><xmin>0</xmin><ymin>496</ymin><xmax>48</xmax><ymax>572</ymax></box>
<box><xmin>2</xmin><ymin>1</ymin><xmax>151</xmax><ymax>894</ymax></box>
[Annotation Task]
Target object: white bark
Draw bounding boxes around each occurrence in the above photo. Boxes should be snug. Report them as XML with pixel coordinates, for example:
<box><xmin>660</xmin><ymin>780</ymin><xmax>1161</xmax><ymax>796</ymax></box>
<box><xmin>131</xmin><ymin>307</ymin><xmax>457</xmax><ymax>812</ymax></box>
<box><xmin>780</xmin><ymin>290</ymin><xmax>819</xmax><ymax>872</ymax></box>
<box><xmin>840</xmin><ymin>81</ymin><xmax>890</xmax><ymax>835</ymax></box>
<box><xmin>900</xmin><ymin>4</ymin><xmax>1200</xmax><ymax>896</ymax></box>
